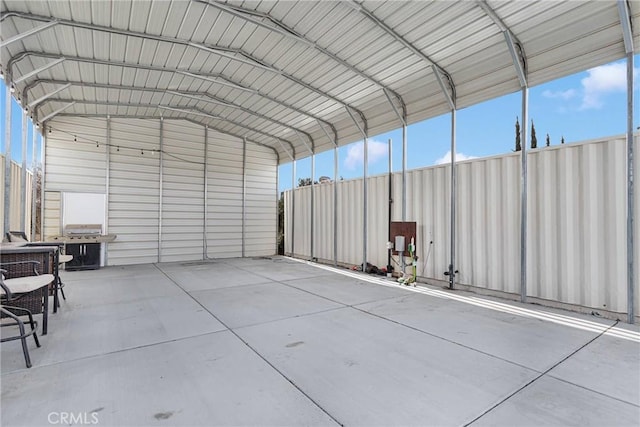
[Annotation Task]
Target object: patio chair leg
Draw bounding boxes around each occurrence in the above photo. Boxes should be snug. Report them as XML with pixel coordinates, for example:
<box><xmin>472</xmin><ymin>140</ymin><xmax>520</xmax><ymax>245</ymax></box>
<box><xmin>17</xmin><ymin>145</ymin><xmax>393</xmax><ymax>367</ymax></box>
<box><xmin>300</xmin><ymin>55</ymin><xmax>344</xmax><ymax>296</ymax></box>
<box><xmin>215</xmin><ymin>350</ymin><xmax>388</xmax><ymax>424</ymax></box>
<box><xmin>25</xmin><ymin>310</ymin><xmax>41</xmax><ymax>348</ymax></box>
<box><xmin>17</xmin><ymin>319</ymin><xmax>33</xmax><ymax>368</ymax></box>
<box><xmin>1</xmin><ymin>307</ymin><xmax>36</xmax><ymax>368</ymax></box>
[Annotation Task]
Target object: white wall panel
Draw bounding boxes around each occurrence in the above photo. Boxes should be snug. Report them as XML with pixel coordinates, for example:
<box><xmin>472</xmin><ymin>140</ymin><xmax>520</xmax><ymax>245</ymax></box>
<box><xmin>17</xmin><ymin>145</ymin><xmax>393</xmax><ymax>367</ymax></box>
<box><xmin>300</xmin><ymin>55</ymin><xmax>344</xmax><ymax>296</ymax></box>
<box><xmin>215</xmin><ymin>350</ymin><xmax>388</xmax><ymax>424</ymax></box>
<box><xmin>46</xmin><ymin>117</ymin><xmax>107</xmax><ymax>193</ymax></box>
<box><xmin>161</xmin><ymin>120</ymin><xmax>205</xmax><ymax>262</ymax></box>
<box><xmin>205</xmin><ymin>131</ymin><xmax>243</xmax><ymax>258</ymax></box>
<box><xmin>456</xmin><ymin>155</ymin><xmax>520</xmax><ymax>294</ymax></box>
<box><xmin>365</xmin><ymin>175</ymin><xmax>390</xmax><ymax>269</ymax></box>
<box><xmin>43</xmin><ymin>191</ymin><xmax>61</xmax><ymax>239</ymax></box>
<box><xmin>108</xmin><ymin>118</ymin><xmax>160</xmax><ymax>265</ymax></box>
<box><xmin>529</xmin><ymin>138</ymin><xmax>627</xmax><ymax>312</ymax></box>
<box><xmin>313</xmin><ymin>182</ymin><xmax>335</xmax><ymax>262</ymax></box>
<box><xmin>288</xmin><ymin>135</ymin><xmax>637</xmax><ymax>318</ymax></box>
<box><xmin>0</xmin><ymin>156</ymin><xmax>34</xmax><ymax>239</ymax></box>
<box><xmin>244</xmin><ymin>143</ymin><xmax>277</xmax><ymax>257</ymax></box>
<box><xmin>336</xmin><ymin>178</ymin><xmax>363</xmax><ymax>267</ymax></box>
<box><xmin>43</xmin><ymin>117</ymin><xmax>277</xmax><ymax>264</ymax></box>
<box><xmin>293</xmin><ymin>185</ymin><xmax>311</xmax><ymax>258</ymax></box>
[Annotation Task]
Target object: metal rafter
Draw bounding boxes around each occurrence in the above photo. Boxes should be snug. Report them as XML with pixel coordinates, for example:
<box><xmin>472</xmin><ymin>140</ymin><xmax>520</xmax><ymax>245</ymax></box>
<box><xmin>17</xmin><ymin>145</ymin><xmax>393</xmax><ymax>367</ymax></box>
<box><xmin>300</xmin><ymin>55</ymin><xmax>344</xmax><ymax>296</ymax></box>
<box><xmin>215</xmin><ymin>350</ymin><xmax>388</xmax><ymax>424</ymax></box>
<box><xmin>1</xmin><ymin>11</ymin><xmax>366</xmax><ymax>124</ymax></box>
<box><xmin>14</xmin><ymin>58</ymin><xmax>64</xmax><ymax>85</ymax></box>
<box><xmin>24</xmin><ymin>78</ymin><xmax>314</xmax><ymax>146</ymax></box>
<box><xmin>9</xmin><ymin>51</ymin><xmax>336</xmax><ymax>152</ymax></box>
<box><xmin>27</xmin><ymin>82</ymin><xmax>71</xmax><ymax>108</ymax></box>
<box><xmin>193</xmin><ymin>0</ymin><xmax>405</xmax><ymax>112</ymax></box>
<box><xmin>618</xmin><ymin>0</ymin><xmax>634</xmax><ymax>54</ymax></box>
<box><xmin>345</xmin><ymin>0</ymin><xmax>456</xmax><ymax>105</ymax></box>
<box><xmin>0</xmin><ymin>19</ymin><xmax>56</xmax><ymax>48</ymax></box>
<box><xmin>37</xmin><ymin>99</ymin><xmax>296</xmax><ymax>156</ymax></box>
<box><xmin>476</xmin><ymin>1</ymin><xmax>527</xmax><ymax>87</ymax></box>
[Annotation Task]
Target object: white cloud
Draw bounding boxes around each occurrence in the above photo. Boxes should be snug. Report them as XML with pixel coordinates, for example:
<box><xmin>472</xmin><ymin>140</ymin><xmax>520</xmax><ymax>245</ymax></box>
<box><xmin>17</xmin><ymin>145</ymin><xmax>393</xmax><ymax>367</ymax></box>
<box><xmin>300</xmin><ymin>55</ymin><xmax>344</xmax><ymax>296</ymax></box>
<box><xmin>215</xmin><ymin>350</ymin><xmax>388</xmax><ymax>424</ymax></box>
<box><xmin>434</xmin><ymin>150</ymin><xmax>477</xmax><ymax>165</ymax></box>
<box><xmin>580</xmin><ymin>62</ymin><xmax>637</xmax><ymax>110</ymax></box>
<box><xmin>542</xmin><ymin>89</ymin><xmax>577</xmax><ymax>100</ymax></box>
<box><xmin>344</xmin><ymin>140</ymin><xmax>388</xmax><ymax>170</ymax></box>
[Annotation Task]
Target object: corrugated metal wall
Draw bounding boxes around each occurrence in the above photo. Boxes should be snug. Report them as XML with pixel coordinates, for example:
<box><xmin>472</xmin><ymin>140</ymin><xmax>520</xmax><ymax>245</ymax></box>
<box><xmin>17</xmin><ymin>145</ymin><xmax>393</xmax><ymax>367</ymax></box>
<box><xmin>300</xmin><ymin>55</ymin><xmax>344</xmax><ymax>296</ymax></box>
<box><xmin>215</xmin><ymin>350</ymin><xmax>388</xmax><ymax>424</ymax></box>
<box><xmin>45</xmin><ymin>117</ymin><xmax>107</xmax><ymax>194</ymax></box>
<box><xmin>161</xmin><ymin>120</ymin><xmax>205</xmax><ymax>262</ymax></box>
<box><xmin>44</xmin><ymin>117</ymin><xmax>277</xmax><ymax>264</ymax></box>
<box><xmin>43</xmin><ymin>191</ymin><xmax>61</xmax><ymax>239</ymax></box>
<box><xmin>286</xmin><ymin>136</ymin><xmax>638</xmax><ymax>316</ymax></box>
<box><xmin>108</xmin><ymin>118</ymin><xmax>160</xmax><ymax>265</ymax></box>
<box><xmin>0</xmin><ymin>155</ymin><xmax>33</xmax><ymax>238</ymax></box>
<box><xmin>205</xmin><ymin>131</ymin><xmax>243</xmax><ymax>258</ymax></box>
<box><xmin>244</xmin><ymin>143</ymin><xmax>277</xmax><ymax>257</ymax></box>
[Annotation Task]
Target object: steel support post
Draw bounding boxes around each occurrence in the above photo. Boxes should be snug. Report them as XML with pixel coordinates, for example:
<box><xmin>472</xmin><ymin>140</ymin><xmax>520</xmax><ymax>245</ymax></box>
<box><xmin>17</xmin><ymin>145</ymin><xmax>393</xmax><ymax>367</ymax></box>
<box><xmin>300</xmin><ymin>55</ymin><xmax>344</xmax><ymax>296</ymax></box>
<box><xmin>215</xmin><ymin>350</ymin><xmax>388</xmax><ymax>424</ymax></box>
<box><xmin>203</xmin><ymin>126</ymin><xmax>209</xmax><ymax>259</ymax></box>
<box><xmin>242</xmin><ymin>137</ymin><xmax>247</xmax><ymax>258</ymax></box>
<box><xmin>310</xmin><ymin>153</ymin><xmax>315</xmax><ymax>261</ymax></box>
<box><xmin>388</xmin><ymin>138</ymin><xmax>393</xmax><ymax>274</ymax></box>
<box><xmin>40</xmin><ymin>131</ymin><xmax>45</xmax><ymax>239</ymax></box>
<box><xmin>334</xmin><ymin>146</ymin><xmax>338</xmax><ymax>266</ymax></box>
<box><xmin>20</xmin><ymin>111</ymin><xmax>27</xmax><ymax>232</ymax></box>
<box><xmin>30</xmin><ymin>125</ymin><xmax>37</xmax><ymax>240</ymax></box>
<box><xmin>402</xmin><ymin>123</ymin><xmax>407</xmax><ymax>221</ymax></box>
<box><xmin>363</xmin><ymin>136</ymin><xmax>368</xmax><ymax>272</ymax></box>
<box><xmin>105</xmin><ymin>116</ymin><xmax>110</xmax><ymax>265</ymax></box>
<box><xmin>520</xmin><ymin>86</ymin><xmax>529</xmax><ymax>303</ymax></box>
<box><xmin>448</xmin><ymin>109</ymin><xmax>457</xmax><ymax>289</ymax></box>
<box><xmin>291</xmin><ymin>160</ymin><xmax>296</xmax><ymax>257</ymax></box>
<box><xmin>4</xmin><ymin>85</ymin><xmax>12</xmax><ymax>236</ymax></box>
<box><xmin>626</xmin><ymin>52</ymin><xmax>635</xmax><ymax>323</ymax></box>
<box><xmin>158</xmin><ymin>117</ymin><xmax>164</xmax><ymax>263</ymax></box>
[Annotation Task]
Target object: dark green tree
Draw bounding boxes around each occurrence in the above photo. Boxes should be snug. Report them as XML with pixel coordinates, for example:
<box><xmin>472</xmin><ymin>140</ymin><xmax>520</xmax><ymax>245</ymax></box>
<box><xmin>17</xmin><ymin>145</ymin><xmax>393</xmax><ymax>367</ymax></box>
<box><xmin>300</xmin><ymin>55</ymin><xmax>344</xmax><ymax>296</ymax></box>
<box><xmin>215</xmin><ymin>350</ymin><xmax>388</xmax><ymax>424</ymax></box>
<box><xmin>277</xmin><ymin>194</ymin><xmax>284</xmax><ymax>255</ymax></box>
<box><xmin>530</xmin><ymin>120</ymin><xmax>537</xmax><ymax>149</ymax></box>
<box><xmin>515</xmin><ymin>117</ymin><xmax>521</xmax><ymax>152</ymax></box>
<box><xmin>297</xmin><ymin>177</ymin><xmax>316</xmax><ymax>187</ymax></box>
<box><xmin>546</xmin><ymin>133</ymin><xmax>550</xmax><ymax>147</ymax></box>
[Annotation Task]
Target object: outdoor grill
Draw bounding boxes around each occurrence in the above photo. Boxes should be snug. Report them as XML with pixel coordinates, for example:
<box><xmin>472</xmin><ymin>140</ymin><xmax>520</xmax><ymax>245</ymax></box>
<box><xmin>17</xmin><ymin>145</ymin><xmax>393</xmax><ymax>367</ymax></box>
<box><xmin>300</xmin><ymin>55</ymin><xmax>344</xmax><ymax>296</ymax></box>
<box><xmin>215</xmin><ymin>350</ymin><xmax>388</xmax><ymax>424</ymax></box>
<box><xmin>48</xmin><ymin>225</ymin><xmax>117</xmax><ymax>271</ymax></box>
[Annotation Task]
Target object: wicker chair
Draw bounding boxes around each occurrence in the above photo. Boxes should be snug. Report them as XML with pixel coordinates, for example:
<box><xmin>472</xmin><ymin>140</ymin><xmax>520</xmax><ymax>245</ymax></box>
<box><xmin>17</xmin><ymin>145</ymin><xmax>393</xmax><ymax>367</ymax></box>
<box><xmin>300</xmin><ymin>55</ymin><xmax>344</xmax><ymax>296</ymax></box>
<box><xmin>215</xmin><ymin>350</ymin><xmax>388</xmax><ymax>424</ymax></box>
<box><xmin>0</xmin><ymin>261</ymin><xmax>53</xmax><ymax>335</ymax></box>
<box><xmin>1</xmin><ymin>266</ymin><xmax>54</xmax><ymax>368</ymax></box>
<box><xmin>6</xmin><ymin>233</ymin><xmax>72</xmax><ymax>309</ymax></box>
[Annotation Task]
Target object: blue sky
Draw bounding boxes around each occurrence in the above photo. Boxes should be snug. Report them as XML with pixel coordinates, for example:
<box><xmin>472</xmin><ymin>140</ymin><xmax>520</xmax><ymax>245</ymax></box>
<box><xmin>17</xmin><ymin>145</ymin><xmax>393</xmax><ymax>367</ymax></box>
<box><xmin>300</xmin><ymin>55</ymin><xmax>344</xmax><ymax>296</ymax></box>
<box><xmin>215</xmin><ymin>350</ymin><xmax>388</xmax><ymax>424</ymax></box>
<box><xmin>0</xmin><ymin>81</ymin><xmax>43</xmax><ymax>167</ymax></box>
<box><xmin>1</xmin><ymin>56</ymin><xmax>637</xmax><ymax>177</ymax></box>
<box><xmin>279</xmin><ymin>56</ymin><xmax>639</xmax><ymax>193</ymax></box>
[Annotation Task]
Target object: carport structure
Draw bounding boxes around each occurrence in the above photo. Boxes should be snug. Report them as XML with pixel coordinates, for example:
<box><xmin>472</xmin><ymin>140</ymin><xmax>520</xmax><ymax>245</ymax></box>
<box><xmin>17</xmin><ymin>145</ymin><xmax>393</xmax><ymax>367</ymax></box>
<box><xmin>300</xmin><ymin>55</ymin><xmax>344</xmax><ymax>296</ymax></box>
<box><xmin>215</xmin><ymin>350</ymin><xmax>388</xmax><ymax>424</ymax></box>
<box><xmin>1</xmin><ymin>0</ymin><xmax>638</xmax><ymax>320</ymax></box>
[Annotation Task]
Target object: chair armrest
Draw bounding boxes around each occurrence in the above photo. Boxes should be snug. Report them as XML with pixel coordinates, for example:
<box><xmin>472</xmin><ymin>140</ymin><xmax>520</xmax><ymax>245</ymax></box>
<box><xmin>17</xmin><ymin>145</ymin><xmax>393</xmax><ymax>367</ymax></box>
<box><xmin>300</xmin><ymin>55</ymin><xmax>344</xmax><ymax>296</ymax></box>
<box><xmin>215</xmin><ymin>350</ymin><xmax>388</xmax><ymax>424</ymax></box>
<box><xmin>0</xmin><ymin>277</ymin><xmax>14</xmax><ymax>300</ymax></box>
<box><xmin>0</xmin><ymin>261</ymin><xmax>41</xmax><ymax>276</ymax></box>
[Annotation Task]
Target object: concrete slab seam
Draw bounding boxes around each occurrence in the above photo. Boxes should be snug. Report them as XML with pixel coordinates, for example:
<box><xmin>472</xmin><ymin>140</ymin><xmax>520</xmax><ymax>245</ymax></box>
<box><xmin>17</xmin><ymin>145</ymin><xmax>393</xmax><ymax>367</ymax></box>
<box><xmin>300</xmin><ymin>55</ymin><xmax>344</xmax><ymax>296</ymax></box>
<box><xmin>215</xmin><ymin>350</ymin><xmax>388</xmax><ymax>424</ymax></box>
<box><xmin>0</xmin><ymin>329</ymin><xmax>228</xmax><ymax>377</ymax></box>
<box><xmin>287</xmin><ymin>258</ymin><xmax>639</xmax><ymax>341</ymax></box>
<box><xmin>462</xmin><ymin>320</ymin><xmax>621</xmax><ymax>426</ymax></box>
<box><xmin>351</xmin><ymin>304</ymin><xmax>540</xmax><ymax>374</ymax></box>
<box><xmin>151</xmin><ymin>263</ymin><xmax>345</xmax><ymax>427</ymax></box>
<box><xmin>544</xmin><ymin>374</ymin><xmax>640</xmax><ymax>408</ymax></box>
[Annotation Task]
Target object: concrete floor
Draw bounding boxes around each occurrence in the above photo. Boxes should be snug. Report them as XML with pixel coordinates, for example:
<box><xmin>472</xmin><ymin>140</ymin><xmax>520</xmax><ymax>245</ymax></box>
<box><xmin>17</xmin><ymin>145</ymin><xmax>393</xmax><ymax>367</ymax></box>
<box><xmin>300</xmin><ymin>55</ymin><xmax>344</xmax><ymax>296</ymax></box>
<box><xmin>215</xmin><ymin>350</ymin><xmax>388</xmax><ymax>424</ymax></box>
<box><xmin>1</xmin><ymin>257</ymin><xmax>639</xmax><ymax>426</ymax></box>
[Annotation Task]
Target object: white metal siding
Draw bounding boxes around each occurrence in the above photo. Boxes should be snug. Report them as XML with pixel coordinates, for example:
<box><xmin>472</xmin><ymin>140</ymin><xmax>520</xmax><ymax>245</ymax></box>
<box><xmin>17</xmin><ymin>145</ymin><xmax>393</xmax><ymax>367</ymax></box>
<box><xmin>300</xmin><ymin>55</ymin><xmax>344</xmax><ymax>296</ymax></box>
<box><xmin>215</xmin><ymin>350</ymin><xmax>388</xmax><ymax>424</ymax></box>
<box><xmin>313</xmin><ymin>182</ymin><xmax>335</xmax><ymax>262</ymax></box>
<box><xmin>205</xmin><ymin>131</ymin><xmax>243</xmax><ymax>258</ymax></box>
<box><xmin>161</xmin><ymin>120</ymin><xmax>205</xmax><ymax>263</ymax></box>
<box><xmin>107</xmin><ymin>118</ymin><xmax>161</xmax><ymax>265</ymax></box>
<box><xmin>244</xmin><ymin>143</ymin><xmax>277</xmax><ymax>257</ymax></box>
<box><xmin>46</xmin><ymin>117</ymin><xmax>107</xmax><ymax>193</ymax></box>
<box><xmin>292</xmin><ymin>185</ymin><xmax>312</xmax><ymax>259</ymax></box>
<box><xmin>43</xmin><ymin>191</ymin><xmax>61</xmax><ymax>240</ymax></box>
<box><xmin>287</xmin><ymin>135</ymin><xmax>637</xmax><ymax>316</ymax></box>
<box><xmin>43</xmin><ymin>117</ymin><xmax>277</xmax><ymax>264</ymax></box>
